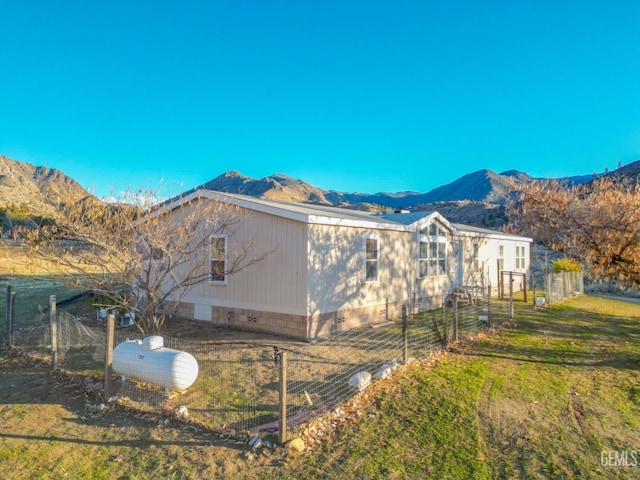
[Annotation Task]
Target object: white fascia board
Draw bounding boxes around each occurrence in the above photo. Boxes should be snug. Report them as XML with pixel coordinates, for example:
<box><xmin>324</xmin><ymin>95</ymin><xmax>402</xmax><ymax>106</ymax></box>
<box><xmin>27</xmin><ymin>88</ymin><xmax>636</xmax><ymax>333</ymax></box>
<box><xmin>453</xmin><ymin>229</ymin><xmax>533</xmax><ymax>243</ymax></box>
<box><xmin>411</xmin><ymin>212</ymin><xmax>455</xmax><ymax>232</ymax></box>
<box><xmin>306</xmin><ymin>215</ymin><xmax>414</xmax><ymax>232</ymax></box>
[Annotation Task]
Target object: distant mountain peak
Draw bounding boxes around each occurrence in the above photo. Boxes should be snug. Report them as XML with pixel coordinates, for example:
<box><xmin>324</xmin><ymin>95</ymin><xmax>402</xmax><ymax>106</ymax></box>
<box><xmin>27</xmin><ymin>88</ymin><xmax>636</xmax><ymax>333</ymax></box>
<box><xmin>0</xmin><ymin>155</ymin><xmax>91</xmax><ymax>216</ymax></box>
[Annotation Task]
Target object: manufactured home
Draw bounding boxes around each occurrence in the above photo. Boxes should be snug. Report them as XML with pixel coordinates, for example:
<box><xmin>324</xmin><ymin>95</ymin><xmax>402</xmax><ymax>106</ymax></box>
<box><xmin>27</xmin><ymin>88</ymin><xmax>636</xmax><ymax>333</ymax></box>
<box><xmin>157</xmin><ymin>190</ymin><xmax>532</xmax><ymax>340</ymax></box>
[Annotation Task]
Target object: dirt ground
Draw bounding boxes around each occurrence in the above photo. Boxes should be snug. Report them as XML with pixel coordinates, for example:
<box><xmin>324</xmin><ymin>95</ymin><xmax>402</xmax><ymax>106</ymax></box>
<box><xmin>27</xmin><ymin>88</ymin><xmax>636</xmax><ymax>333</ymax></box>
<box><xmin>0</xmin><ymin>347</ymin><xmax>294</xmax><ymax>479</ymax></box>
<box><xmin>0</xmin><ymin>290</ymin><xmax>312</xmax><ymax>479</ymax></box>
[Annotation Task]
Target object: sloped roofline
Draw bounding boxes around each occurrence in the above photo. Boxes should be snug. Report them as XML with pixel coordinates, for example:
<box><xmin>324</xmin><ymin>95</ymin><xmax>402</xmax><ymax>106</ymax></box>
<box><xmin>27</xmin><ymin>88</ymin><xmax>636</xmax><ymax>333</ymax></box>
<box><xmin>151</xmin><ymin>189</ymin><xmax>528</xmax><ymax>241</ymax></box>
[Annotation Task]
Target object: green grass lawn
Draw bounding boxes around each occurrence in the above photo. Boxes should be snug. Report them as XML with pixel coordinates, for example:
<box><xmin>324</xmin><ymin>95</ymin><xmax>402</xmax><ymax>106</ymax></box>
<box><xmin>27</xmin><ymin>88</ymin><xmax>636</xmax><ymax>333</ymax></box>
<box><xmin>280</xmin><ymin>296</ymin><xmax>640</xmax><ymax>479</ymax></box>
<box><xmin>0</xmin><ymin>274</ymin><xmax>93</xmax><ymax>330</ymax></box>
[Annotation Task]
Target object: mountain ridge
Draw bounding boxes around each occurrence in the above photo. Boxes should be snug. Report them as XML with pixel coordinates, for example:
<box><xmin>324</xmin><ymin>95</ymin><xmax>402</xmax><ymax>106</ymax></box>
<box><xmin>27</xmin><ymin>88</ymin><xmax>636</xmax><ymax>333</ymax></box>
<box><xmin>0</xmin><ymin>155</ymin><xmax>93</xmax><ymax>216</ymax></box>
<box><xmin>1</xmin><ymin>154</ymin><xmax>639</xmax><ymax>229</ymax></box>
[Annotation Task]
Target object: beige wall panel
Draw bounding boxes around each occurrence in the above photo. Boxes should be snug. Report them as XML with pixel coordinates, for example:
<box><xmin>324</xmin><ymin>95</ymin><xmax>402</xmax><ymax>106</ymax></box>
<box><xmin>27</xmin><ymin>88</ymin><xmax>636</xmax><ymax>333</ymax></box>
<box><xmin>179</xmin><ymin>203</ymin><xmax>308</xmax><ymax>313</ymax></box>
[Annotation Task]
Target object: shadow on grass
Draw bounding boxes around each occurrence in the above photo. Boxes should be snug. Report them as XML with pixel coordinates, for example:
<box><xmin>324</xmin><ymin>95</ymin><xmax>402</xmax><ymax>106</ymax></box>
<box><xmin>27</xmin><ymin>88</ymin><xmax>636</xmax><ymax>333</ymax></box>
<box><xmin>463</xmin><ymin>302</ymin><xmax>640</xmax><ymax>370</ymax></box>
<box><xmin>0</xmin><ymin>432</ymin><xmax>204</xmax><ymax>448</ymax></box>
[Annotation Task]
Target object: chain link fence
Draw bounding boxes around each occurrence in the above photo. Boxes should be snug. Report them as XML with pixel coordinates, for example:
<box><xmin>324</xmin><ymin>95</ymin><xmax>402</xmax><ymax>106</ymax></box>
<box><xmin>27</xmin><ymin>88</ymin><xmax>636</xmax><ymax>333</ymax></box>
<box><xmin>4</xmin><ymin>285</ymin><xmax>513</xmax><ymax>439</ymax></box>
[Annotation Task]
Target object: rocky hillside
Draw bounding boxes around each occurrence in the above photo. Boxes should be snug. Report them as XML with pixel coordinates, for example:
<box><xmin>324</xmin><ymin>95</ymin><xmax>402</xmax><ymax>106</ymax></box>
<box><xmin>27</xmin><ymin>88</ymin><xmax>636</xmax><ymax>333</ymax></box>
<box><xmin>0</xmin><ymin>155</ymin><xmax>92</xmax><ymax>216</ymax></box>
<box><xmin>3</xmin><ymin>153</ymin><xmax>639</xmax><ymax>229</ymax></box>
<box><xmin>199</xmin><ymin>171</ymin><xmax>333</xmax><ymax>204</ymax></box>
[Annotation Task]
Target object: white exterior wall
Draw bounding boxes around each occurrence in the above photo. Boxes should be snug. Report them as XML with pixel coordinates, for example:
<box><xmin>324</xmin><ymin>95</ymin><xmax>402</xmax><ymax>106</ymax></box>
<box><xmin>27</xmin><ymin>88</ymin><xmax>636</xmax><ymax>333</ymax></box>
<box><xmin>306</xmin><ymin>221</ymin><xmax>459</xmax><ymax>319</ymax></box>
<box><xmin>306</xmin><ymin>224</ymin><xmax>414</xmax><ymax>316</ymax></box>
<box><xmin>455</xmin><ymin>234</ymin><xmax>531</xmax><ymax>292</ymax></box>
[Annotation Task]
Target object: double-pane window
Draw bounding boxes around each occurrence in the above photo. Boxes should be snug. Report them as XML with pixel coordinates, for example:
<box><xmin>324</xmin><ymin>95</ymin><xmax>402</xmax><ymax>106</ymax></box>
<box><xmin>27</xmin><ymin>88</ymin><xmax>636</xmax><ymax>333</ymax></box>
<box><xmin>210</xmin><ymin>236</ymin><xmax>227</xmax><ymax>283</ymax></box>
<box><xmin>365</xmin><ymin>237</ymin><xmax>379</xmax><ymax>282</ymax></box>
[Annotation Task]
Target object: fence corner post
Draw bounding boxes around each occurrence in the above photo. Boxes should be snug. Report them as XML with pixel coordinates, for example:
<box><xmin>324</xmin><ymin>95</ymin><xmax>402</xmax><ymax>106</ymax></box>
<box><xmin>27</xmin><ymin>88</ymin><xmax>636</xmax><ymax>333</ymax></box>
<box><xmin>104</xmin><ymin>313</ymin><xmax>115</xmax><ymax>401</ymax></box>
<box><xmin>49</xmin><ymin>295</ymin><xmax>57</xmax><ymax>368</ymax></box>
<box><xmin>278</xmin><ymin>351</ymin><xmax>288</xmax><ymax>445</ymax></box>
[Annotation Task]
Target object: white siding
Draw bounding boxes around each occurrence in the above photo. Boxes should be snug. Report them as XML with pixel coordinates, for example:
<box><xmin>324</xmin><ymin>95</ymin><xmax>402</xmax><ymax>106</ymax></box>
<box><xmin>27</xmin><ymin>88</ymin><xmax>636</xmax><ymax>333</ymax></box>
<box><xmin>455</xmin><ymin>235</ymin><xmax>531</xmax><ymax>291</ymax></box>
<box><xmin>181</xmin><ymin>204</ymin><xmax>308</xmax><ymax>315</ymax></box>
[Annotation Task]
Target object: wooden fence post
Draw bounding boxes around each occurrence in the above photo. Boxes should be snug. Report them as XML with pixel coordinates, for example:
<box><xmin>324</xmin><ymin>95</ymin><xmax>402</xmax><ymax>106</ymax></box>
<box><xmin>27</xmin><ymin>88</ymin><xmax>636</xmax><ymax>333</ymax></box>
<box><xmin>5</xmin><ymin>285</ymin><xmax>11</xmax><ymax>338</ymax></box>
<box><xmin>509</xmin><ymin>272</ymin><xmax>514</xmax><ymax>320</ymax></box>
<box><xmin>8</xmin><ymin>289</ymin><xmax>15</xmax><ymax>349</ymax></box>
<box><xmin>278</xmin><ymin>351</ymin><xmax>288</xmax><ymax>445</ymax></box>
<box><xmin>49</xmin><ymin>295</ymin><xmax>57</xmax><ymax>368</ymax></box>
<box><xmin>104</xmin><ymin>313</ymin><xmax>115</xmax><ymax>400</ymax></box>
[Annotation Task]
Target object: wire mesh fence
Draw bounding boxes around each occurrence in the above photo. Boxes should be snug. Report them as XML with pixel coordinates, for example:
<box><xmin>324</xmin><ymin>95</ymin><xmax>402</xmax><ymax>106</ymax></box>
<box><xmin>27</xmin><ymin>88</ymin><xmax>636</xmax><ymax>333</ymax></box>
<box><xmin>5</xmin><ymin>287</ymin><xmax>513</xmax><ymax>439</ymax></box>
<box><xmin>532</xmin><ymin>270</ymin><xmax>584</xmax><ymax>305</ymax></box>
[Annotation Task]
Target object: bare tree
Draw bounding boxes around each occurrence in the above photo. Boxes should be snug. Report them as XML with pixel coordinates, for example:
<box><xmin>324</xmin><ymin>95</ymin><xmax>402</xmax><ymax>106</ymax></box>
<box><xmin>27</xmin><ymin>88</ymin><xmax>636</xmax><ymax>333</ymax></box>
<box><xmin>507</xmin><ymin>177</ymin><xmax>640</xmax><ymax>286</ymax></box>
<box><xmin>27</xmin><ymin>189</ymin><xmax>268</xmax><ymax>333</ymax></box>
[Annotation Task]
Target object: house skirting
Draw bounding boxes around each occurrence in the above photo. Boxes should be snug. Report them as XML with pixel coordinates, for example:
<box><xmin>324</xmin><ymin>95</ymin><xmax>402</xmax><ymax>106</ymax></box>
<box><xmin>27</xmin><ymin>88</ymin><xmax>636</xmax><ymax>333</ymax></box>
<box><xmin>174</xmin><ymin>296</ymin><xmax>443</xmax><ymax>341</ymax></box>
<box><xmin>174</xmin><ymin>302</ymin><xmax>308</xmax><ymax>339</ymax></box>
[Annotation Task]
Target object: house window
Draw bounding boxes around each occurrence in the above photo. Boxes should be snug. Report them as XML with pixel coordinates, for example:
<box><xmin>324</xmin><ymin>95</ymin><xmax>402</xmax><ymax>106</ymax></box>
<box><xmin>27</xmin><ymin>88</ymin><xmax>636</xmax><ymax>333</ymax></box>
<box><xmin>210</xmin><ymin>236</ymin><xmax>227</xmax><ymax>283</ymax></box>
<box><xmin>472</xmin><ymin>243</ymin><xmax>480</xmax><ymax>272</ymax></box>
<box><xmin>516</xmin><ymin>245</ymin><xmax>526</xmax><ymax>270</ymax></box>
<box><xmin>365</xmin><ymin>236</ymin><xmax>379</xmax><ymax>282</ymax></box>
<box><xmin>419</xmin><ymin>223</ymin><xmax>447</xmax><ymax>277</ymax></box>
<box><xmin>498</xmin><ymin>245</ymin><xmax>504</xmax><ymax>272</ymax></box>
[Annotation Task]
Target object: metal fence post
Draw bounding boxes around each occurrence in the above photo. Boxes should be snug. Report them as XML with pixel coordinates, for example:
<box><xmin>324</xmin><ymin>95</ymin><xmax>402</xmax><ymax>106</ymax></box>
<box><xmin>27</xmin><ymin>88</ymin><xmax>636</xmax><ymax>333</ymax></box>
<box><xmin>453</xmin><ymin>295</ymin><xmax>459</xmax><ymax>343</ymax></box>
<box><xmin>49</xmin><ymin>295</ymin><xmax>57</xmax><ymax>368</ymax></box>
<box><xmin>402</xmin><ymin>305</ymin><xmax>408</xmax><ymax>365</ymax></box>
<box><xmin>104</xmin><ymin>313</ymin><xmax>115</xmax><ymax>400</ymax></box>
<box><xmin>278</xmin><ymin>351</ymin><xmax>288</xmax><ymax>445</ymax></box>
<box><xmin>487</xmin><ymin>282</ymin><xmax>492</xmax><ymax>328</ymax></box>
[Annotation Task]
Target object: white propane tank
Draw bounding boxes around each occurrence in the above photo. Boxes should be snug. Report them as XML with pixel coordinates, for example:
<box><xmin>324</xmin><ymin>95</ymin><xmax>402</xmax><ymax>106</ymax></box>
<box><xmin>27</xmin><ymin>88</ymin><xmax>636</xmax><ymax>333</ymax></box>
<box><xmin>112</xmin><ymin>336</ymin><xmax>199</xmax><ymax>391</ymax></box>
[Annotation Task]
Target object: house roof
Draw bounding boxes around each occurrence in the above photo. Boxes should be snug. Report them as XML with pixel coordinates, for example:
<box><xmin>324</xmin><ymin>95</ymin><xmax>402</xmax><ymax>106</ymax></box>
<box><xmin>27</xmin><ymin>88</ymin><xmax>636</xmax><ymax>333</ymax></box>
<box><xmin>174</xmin><ymin>190</ymin><xmax>436</xmax><ymax>231</ymax></box>
<box><xmin>159</xmin><ymin>189</ymin><xmax>530</xmax><ymax>240</ymax></box>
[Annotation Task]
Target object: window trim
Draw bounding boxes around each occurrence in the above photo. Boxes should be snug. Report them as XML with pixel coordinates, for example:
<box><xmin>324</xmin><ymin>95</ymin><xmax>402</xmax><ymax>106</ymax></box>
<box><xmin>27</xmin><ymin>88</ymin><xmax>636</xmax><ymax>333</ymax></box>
<box><xmin>364</xmin><ymin>234</ymin><xmax>380</xmax><ymax>283</ymax></box>
<box><xmin>210</xmin><ymin>235</ymin><xmax>227</xmax><ymax>284</ymax></box>
<box><xmin>516</xmin><ymin>245</ymin><xmax>526</xmax><ymax>270</ymax></box>
<box><xmin>472</xmin><ymin>242</ymin><xmax>480</xmax><ymax>272</ymax></box>
<box><xmin>419</xmin><ymin>222</ymin><xmax>448</xmax><ymax>278</ymax></box>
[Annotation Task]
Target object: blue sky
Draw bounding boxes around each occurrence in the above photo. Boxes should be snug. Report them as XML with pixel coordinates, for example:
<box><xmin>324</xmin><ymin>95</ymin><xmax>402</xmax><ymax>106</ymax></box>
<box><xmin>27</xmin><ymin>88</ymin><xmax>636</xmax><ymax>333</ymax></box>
<box><xmin>1</xmin><ymin>1</ymin><xmax>639</xmax><ymax>199</ymax></box>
